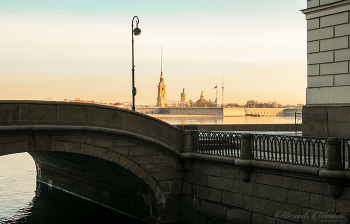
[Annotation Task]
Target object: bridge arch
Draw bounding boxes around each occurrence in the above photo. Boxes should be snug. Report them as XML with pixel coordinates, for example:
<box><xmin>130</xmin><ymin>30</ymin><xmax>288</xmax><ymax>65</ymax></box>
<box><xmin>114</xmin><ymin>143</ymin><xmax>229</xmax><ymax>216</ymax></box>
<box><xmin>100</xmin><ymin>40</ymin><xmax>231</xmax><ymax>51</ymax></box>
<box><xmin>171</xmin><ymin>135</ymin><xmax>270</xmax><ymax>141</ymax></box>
<box><xmin>0</xmin><ymin>101</ymin><xmax>184</xmax><ymax>223</ymax></box>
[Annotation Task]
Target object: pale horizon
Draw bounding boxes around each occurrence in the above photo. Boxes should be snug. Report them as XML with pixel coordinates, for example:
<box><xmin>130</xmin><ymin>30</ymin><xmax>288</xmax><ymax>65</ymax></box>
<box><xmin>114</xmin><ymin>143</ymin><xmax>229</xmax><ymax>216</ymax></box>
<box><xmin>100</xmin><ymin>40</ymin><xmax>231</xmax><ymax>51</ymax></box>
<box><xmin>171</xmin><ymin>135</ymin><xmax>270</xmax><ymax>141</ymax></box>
<box><xmin>0</xmin><ymin>0</ymin><xmax>307</xmax><ymax>105</ymax></box>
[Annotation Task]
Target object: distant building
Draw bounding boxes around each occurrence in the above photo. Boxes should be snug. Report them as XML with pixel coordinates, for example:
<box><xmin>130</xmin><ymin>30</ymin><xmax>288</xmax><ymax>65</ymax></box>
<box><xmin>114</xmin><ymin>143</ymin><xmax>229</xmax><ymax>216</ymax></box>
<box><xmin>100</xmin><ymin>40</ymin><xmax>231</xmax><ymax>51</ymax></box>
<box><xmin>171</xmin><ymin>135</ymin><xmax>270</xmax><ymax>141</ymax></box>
<box><xmin>247</xmin><ymin>100</ymin><xmax>257</xmax><ymax>107</ymax></box>
<box><xmin>66</xmin><ymin>98</ymin><xmax>128</xmax><ymax>108</ymax></box>
<box><xmin>212</xmin><ymin>98</ymin><xmax>220</xmax><ymax>107</ymax></box>
<box><xmin>195</xmin><ymin>91</ymin><xmax>210</xmax><ymax>107</ymax></box>
<box><xmin>70</xmin><ymin>98</ymin><xmax>95</xmax><ymax>104</ymax></box>
<box><xmin>166</xmin><ymin>100</ymin><xmax>181</xmax><ymax>107</ymax></box>
<box><xmin>156</xmin><ymin>47</ymin><xmax>167</xmax><ymax>107</ymax></box>
<box><xmin>181</xmin><ymin>88</ymin><xmax>187</xmax><ymax>103</ymax></box>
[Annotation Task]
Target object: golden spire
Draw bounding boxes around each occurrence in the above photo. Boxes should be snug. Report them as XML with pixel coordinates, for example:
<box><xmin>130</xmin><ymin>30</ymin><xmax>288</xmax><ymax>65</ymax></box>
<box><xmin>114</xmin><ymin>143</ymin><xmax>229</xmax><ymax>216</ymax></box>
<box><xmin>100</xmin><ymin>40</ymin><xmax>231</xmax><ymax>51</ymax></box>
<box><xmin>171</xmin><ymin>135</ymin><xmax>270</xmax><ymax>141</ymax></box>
<box><xmin>160</xmin><ymin>46</ymin><xmax>164</xmax><ymax>82</ymax></box>
<box><xmin>161</xmin><ymin>46</ymin><xmax>163</xmax><ymax>74</ymax></box>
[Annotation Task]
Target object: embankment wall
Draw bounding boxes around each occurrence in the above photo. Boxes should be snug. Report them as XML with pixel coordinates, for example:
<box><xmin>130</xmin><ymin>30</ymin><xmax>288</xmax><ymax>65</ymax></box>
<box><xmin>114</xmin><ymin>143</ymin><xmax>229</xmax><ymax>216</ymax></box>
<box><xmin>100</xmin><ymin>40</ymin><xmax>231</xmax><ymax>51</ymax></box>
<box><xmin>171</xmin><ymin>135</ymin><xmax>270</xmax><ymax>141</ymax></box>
<box><xmin>245</xmin><ymin>108</ymin><xmax>284</xmax><ymax>116</ymax></box>
<box><xmin>179</xmin><ymin>155</ymin><xmax>350</xmax><ymax>224</ymax></box>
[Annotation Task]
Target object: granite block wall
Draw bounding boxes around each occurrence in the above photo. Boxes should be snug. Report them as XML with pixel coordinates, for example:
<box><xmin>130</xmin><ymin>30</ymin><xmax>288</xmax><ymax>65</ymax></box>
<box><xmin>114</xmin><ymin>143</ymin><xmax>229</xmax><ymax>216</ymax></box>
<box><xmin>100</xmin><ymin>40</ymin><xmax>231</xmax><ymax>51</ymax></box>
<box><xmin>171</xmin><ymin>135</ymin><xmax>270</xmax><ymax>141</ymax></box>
<box><xmin>179</xmin><ymin>158</ymin><xmax>350</xmax><ymax>224</ymax></box>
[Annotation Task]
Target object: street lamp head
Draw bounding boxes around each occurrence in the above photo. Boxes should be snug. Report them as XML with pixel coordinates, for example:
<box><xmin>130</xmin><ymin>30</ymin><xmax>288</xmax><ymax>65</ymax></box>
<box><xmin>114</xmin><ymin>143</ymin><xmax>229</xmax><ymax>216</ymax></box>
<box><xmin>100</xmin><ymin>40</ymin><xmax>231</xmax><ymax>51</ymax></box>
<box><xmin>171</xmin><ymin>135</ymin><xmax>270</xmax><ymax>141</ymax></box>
<box><xmin>133</xmin><ymin>27</ymin><xmax>141</xmax><ymax>36</ymax></box>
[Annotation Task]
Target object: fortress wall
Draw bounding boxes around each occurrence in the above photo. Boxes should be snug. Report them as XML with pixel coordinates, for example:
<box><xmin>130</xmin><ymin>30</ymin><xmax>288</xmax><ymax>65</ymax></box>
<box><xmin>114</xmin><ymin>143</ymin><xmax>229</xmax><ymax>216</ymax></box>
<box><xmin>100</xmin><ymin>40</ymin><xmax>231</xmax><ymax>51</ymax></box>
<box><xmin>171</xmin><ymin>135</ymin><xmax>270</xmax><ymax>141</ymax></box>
<box><xmin>168</xmin><ymin>107</ymin><xmax>223</xmax><ymax>116</ymax></box>
<box><xmin>283</xmin><ymin>108</ymin><xmax>302</xmax><ymax>116</ymax></box>
<box><xmin>137</xmin><ymin>107</ymin><xmax>224</xmax><ymax>116</ymax></box>
<box><xmin>136</xmin><ymin>107</ymin><xmax>170</xmax><ymax>114</ymax></box>
<box><xmin>245</xmin><ymin>108</ymin><xmax>284</xmax><ymax>116</ymax></box>
<box><xmin>223</xmin><ymin>108</ymin><xmax>245</xmax><ymax>117</ymax></box>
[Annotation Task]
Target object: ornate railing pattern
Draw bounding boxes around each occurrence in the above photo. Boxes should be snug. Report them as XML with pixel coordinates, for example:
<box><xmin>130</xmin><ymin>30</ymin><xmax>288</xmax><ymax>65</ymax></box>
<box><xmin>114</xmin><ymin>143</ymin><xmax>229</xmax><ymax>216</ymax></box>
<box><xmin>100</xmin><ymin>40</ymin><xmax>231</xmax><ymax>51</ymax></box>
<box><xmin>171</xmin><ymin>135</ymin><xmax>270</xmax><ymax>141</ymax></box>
<box><xmin>341</xmin><ymin>139</ymin><xmax>350</xmax><ymax>170</ymax></box>
<box><xmin>194</xmin><ymin>131</ymin><xmax>350</xmax><ymax>170</ymax></box>
<box><xmin>251</xmin><ymin>134</ymin><xmax>328</xmax><ymax>167</ymax></box>
<box><xmin>194</xmin><ymin>131</ymin><xmax>241</xmax><ymax>157</ymax></box>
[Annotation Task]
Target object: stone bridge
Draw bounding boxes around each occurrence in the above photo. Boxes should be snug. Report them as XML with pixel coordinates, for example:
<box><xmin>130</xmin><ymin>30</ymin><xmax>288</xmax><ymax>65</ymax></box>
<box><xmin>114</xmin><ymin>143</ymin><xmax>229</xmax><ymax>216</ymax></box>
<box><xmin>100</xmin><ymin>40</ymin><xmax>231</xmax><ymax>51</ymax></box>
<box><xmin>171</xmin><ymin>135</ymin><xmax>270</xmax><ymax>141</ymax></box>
<box><xmin>0</xmin><ymin>101</ymin><xmax>183</xmax><ymax>223</ymax></box>
<box><xmin>0</xmin><ymin>101</ymin><xmax>349</xmax><ymax>224</ymax></box>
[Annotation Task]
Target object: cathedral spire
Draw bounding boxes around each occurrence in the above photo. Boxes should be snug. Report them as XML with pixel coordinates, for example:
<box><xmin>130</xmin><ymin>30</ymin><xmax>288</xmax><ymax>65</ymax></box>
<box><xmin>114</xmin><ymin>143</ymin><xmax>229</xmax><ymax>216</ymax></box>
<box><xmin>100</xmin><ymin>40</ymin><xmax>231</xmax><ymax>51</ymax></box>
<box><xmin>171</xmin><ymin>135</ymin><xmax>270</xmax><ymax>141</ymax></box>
<box><xmin>157</xmin><ymin>46</ymin><xmax>166</xmax><ymax>107</ymax></box>
<box><xmin>161</xmin><ymin>46</ymin><xmax>163</xmax><ymax>74</ymax></box>
<box><xmin>160</xmin><ymin>46</ymin><xmax>164</xmax><ymax>82</ymax></box>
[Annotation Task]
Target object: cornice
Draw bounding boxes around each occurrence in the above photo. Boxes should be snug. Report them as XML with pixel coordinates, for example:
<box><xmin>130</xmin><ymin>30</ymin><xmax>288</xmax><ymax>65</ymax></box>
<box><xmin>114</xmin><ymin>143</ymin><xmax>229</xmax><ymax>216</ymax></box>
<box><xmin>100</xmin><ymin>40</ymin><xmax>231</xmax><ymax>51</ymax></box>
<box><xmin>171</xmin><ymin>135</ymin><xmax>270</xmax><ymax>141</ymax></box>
<box><xmin>301</xmin><ymin>0</ymin><xmax>350</xmax><ymax>19</ymax></box>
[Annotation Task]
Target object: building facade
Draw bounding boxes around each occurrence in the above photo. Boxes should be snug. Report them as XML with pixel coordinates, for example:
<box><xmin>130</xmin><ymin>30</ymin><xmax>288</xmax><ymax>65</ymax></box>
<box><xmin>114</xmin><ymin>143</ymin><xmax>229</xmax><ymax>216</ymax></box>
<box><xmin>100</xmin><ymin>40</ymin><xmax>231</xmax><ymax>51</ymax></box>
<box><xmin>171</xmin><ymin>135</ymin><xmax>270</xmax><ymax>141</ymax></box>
<box><xmin>302</xmin><ymin>0</ymin><xmax>350</xmax><ymax>137</ymax></box>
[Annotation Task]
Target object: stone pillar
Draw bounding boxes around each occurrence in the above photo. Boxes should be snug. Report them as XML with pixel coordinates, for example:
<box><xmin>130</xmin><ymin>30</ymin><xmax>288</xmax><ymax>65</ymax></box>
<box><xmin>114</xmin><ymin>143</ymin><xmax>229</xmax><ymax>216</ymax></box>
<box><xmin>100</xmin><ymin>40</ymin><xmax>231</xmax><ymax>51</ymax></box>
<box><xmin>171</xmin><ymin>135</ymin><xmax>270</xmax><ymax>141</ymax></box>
<box><xmin>323</xmin><ymin>137</ymin><xmax>344</xmax><ymax>198</ymax></box>
<box><xmin>327</xmin><ymin>138</ymin><xmax>342</xmax><ymax>170</ymax></box>
<box><xmin>235</xmin><ymin>133</ymin><xmax>253</xmax><ymax>182</ymax></box>
<box><xmin>183</xmin><ymin>130</ymin><xmax>194</xmax><ymax>153</ymax></box>
<box><xmin>180</xmin><ymin>130</ymin><xmax>195</xmax><ymax>171</ymax></box>
<box><xmin>240</xmin><ymin>133</ymin><xmax>253</xmax><ymax>160</ymax></box>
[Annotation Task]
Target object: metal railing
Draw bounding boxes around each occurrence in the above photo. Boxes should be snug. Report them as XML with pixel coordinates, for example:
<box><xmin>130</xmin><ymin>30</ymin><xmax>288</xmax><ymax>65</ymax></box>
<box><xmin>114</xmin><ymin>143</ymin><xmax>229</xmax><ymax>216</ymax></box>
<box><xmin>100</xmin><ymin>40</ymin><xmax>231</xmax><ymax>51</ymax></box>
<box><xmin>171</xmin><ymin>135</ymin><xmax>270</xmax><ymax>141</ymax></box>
<box><xmin>251</xmin><ymin>134</ymin><xmax>327</xmax><ymax>167</ymax></box>
<box><xmin>194</xmin><ymin>131</ymin><xmax>241</xmax><ymax>157</ymax></box>
<box><xmin>193</xmin><ymin>131</ymin><xmax>350</xmax><ymax>170</ymax></box>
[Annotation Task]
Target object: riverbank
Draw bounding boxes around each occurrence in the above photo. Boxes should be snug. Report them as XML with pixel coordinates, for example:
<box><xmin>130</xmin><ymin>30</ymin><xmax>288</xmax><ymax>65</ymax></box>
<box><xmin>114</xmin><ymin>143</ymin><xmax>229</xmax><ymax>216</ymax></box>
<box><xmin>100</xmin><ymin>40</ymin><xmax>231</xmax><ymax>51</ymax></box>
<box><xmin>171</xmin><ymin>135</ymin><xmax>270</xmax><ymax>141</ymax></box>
<box><xmin>175</xmin><ymin>123</ymin><xmax>301</xmax><ymax>132</ymax></box>
<box><xmin>137</xmin><ymin>107</ymin><xmax>301</xmax><ymax>117</ymax></box>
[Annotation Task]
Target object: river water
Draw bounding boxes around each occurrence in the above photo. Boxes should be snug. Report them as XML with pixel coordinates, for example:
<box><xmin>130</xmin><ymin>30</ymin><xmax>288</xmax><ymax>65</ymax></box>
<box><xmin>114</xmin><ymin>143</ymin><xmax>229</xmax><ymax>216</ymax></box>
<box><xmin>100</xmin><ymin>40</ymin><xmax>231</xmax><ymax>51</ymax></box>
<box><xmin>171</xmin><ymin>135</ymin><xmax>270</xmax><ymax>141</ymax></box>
<box><xmin>151</xmin><ymin>115</ymin><xmax>297</xmax><ymax>125</ymax></box>
<box><xmin>0</xmin><ymin>153</ymin><xmax>147</xmax><ymax>224</ymax></box>
<box><xmin>0</xmin><ymin>115</ymin><xmax>298</xmax><ymax>223</ymax></box>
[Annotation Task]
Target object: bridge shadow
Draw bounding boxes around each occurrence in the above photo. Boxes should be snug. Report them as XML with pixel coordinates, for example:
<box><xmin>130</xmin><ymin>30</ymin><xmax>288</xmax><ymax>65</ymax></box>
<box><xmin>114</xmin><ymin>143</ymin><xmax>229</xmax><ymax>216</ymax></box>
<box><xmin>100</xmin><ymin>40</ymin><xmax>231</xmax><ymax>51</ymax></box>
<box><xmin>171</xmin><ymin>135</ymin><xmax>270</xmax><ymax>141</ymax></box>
<box><xmin>31</xmin><ymin>151</ymin><xmax>155</xmax><ymax>222</ymax></box>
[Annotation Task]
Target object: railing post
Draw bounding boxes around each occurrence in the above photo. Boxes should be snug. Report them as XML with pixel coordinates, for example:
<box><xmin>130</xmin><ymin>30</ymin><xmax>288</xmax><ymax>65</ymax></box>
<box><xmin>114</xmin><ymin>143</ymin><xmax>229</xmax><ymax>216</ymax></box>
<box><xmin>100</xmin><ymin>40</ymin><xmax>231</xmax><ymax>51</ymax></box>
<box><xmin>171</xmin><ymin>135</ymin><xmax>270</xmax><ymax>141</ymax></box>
<box><xmin>180</xmin><ymin>130</ymin><xmax>195</xmax><ymax>171</ymax></box>
<box><xmin>295</xmin><ymin>112</ymin><xmax>297</xmax><ymax>135</ymax></box>
<box><xmin>327</xmin><ymin>137</ymin><xmax>342</xmax><ymax>170</ymax></box>
<box><xmin>321</xmin><ymin>137</ymin><xmax>345</xmax><ymax>198</ymax></box>
<box><xmin>183</xmin><ymin>130</ymin><xmax>194</xmax><ymax>153</ymax></box>
<box><xmin>241</xmin><ymin>133</ymin><xmax>253</xmax><ymax>160</ymax></box>
<box><xmin>235</xmin><ymin>133</ymin><xmax>253</xmax><ymax>182</ymax></box>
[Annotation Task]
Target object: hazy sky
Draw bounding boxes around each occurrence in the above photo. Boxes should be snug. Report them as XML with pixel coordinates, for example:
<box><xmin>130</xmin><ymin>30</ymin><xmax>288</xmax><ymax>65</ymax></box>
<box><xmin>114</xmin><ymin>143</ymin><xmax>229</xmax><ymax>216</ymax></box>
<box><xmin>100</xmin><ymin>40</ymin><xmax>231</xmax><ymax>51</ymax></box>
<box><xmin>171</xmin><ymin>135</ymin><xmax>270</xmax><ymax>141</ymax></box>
<box><xmin>0</xmin><ymin>0</ymin><xmax>307</xmax><ymax>105</ymax></box>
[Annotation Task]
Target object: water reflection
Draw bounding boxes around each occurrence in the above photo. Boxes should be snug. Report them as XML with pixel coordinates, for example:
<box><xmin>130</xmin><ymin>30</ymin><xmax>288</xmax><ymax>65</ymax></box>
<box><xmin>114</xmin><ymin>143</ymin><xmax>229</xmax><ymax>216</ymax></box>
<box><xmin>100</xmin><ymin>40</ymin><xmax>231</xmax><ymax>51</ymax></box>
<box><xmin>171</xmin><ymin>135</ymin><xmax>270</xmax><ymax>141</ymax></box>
<box><xmin>1</xmin><ymin>200</ymin><xmax>34</xmax><ymax>223</ymax></box>
<box><xmin>0</xmin><ymin>153</ymin><xmax>36</xmax><ymax>223</ymax></box>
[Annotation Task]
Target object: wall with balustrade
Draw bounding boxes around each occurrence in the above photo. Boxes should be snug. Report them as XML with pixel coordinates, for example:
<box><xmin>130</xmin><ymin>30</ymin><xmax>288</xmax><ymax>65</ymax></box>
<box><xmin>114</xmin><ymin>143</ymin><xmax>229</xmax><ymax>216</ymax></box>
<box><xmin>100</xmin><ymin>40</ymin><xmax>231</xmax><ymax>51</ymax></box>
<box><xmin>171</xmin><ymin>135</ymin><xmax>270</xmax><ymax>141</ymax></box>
<box><xmin>179</xmin><ymin>130</ymin><xmax>350</xmax><ymax>224</ymax></box>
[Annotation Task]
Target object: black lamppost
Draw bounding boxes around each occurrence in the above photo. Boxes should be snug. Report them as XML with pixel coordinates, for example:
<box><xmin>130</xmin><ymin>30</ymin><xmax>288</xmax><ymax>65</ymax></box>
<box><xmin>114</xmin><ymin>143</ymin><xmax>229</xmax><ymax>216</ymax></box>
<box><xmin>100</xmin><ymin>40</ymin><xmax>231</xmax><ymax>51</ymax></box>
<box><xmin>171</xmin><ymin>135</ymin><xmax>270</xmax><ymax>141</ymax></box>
<box><xmin>131</xmin><ymin>16</ymin><xmax>141</xmax><ymax>111</ymax></box>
